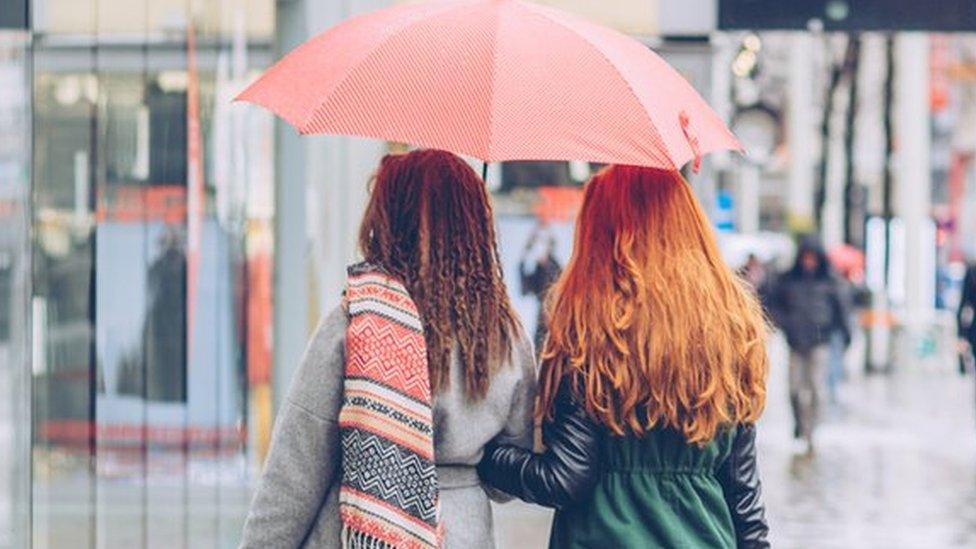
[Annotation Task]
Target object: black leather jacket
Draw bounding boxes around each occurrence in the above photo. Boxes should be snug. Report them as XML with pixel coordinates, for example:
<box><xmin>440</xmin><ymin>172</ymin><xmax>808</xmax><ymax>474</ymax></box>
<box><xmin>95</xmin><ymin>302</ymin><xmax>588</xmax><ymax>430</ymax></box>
<box><xmin>477</xmin><ymin>380</ymin><xmax>770</xmax><ymax>548</ymax></box>
<box><xmin>718</xmin><ymin>423</ymin><xmax>770</xmax><ymax>548</ymax></box>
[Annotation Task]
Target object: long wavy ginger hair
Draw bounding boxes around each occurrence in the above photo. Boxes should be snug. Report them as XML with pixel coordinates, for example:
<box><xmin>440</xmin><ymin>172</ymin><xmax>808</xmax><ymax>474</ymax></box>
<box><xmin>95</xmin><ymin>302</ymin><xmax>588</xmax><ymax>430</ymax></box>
<box><xmin>538</xmin><ymin>166</ymin><xmax>768</xmax><ymax>443</ymax></box>
<box><xmin>359</xmin><ymin>149</ymin><xmax>519</xmax><ymax>400</ymax></box>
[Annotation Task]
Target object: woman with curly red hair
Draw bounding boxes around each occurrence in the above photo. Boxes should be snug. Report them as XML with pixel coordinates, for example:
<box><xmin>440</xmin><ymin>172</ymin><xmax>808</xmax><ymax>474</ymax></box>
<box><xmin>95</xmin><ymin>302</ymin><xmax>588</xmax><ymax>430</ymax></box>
<box><xmin>479</xmin><ymin>165</ymin><xmax>771</xmax><ymax>548</ymax></box>
<box><xmin>242</xmin><ymin>150</ymin><xmax>536</xmax><ymax>549</ymax></box>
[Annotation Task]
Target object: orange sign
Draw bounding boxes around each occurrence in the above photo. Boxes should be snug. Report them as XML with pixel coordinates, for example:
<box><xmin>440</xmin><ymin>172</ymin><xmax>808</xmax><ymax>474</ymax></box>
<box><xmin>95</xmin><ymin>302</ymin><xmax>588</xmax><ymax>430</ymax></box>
<box><xmin>95</xmin><ymin>186</ymin><xmax>187</xmax><ymax>223</ymax></box>
<box><xmin>534</xmin><ymin>186</ymin><xmax>583</xmax><ymax>223</ymax></box>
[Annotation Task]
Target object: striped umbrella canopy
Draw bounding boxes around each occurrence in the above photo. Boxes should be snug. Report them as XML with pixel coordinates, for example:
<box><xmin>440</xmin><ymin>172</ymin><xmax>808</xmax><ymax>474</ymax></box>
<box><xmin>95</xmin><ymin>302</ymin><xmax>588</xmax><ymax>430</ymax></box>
<box><xmin>238</xmin><ymin>0</ymin><xmax>741</xmax><ymax>171</ymax></box>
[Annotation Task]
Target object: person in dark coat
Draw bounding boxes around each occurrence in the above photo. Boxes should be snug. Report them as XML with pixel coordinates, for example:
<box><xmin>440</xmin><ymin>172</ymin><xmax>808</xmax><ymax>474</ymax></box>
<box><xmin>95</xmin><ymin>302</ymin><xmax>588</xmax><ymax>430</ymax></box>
<box><xmin>479</xmin><ymin>166</ymin><xmax>770</xmax><ymax>548</ymax></box>
<box><xmin>958</xmin><ymin>262</ymin><xmax>976</xmax><ymax>368</ymax></box>
<box><xmin>519</xmin><ymin>226</ymin><xmax>562</xmax><ymax>352</ymax></box>
<box><xmin>768</xmin><ymin>238</ymin><xmax>851</xmax><ymax>453</ymax></box>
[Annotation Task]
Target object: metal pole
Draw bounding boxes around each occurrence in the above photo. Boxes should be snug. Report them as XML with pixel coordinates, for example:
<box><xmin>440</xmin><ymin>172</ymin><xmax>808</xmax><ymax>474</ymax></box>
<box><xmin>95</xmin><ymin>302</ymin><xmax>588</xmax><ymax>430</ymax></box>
<box><xmin>816</xmin><ymin>40</ymin><xmax>846</xmax><ymax>233</ymax></box>
<box><xmin>882</xmin><ymin>34</ymin><xmax>895</xmax><ymax>286</ymax></box>
<box><xmin>843</xmin><ymin>36</ymin><xmax>861</xmax><ymax>246</ymax></box>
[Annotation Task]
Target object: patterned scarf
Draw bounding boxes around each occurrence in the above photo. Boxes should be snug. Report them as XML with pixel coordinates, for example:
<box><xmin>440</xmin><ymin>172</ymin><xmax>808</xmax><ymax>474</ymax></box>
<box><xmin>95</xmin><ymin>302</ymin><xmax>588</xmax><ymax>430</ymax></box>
<box><xmin>339</xmin><ymin>263</ymin><xmax>442</xmax><ymax>549</ymax></box>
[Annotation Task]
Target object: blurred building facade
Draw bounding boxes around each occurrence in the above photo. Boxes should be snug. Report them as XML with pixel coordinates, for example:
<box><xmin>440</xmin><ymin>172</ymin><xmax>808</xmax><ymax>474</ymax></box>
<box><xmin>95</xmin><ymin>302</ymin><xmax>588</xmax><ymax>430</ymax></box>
<box><xmin>2</xmin><ymin>0</ymin><xmax>278</xmax><ymax>545</ymax></box>
<box><xmin>0</xmin><ymin>20</ymin><xmax>31</xmax><ymax>549</ymax></box>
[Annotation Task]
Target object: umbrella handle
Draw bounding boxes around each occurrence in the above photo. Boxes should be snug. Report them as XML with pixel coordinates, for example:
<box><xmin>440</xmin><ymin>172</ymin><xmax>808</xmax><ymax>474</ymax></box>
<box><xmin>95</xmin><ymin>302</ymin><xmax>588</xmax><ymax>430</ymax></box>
<box><xmin>679</xmin><ymin>110</ymin><xmax>702</xmax><ymax>174</ymax></box>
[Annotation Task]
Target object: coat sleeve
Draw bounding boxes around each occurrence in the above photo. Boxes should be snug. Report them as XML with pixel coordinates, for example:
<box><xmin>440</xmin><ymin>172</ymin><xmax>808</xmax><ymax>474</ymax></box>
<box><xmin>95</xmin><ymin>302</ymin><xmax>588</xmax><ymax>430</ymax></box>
<box><xmin>484</xmin><ymin>331</ymin><xmax>539</xmax><ymax>503</ymax></box>
<box><xmin>477</xmin><ymin>377</ymin><xmax>601</xmax><ymax>509</ymax></box>
<box><xmin>764</xmin><ymin>275</ymin><xmax>788</xmax><ymax>330</ymax></box>
<box><xmin>717</xmin><ymin>424</ymin><xmax>771</xmax><ymax>549</ymax></box>
<box><xmin>239</xmin><ymin>307</ymin><xmax>347</xmax><ymax>548</ymax></box>
<box><xmin>495</xmin><ymin>330</ymin><xmax>538</xmax><ymax>447</ymax></box>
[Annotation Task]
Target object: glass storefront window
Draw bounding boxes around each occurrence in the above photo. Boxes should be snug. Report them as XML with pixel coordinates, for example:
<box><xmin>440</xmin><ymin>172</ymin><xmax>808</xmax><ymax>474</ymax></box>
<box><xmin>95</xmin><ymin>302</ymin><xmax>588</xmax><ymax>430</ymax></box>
<box><xmin>0</xmin><ymin>26</ymin><xmax>32</xmax><ymax>548</ymax></box>
<box><xmin>25</xmin><ymin>0</ymin><xmax>275</xmax><ymax>546</ymax></box>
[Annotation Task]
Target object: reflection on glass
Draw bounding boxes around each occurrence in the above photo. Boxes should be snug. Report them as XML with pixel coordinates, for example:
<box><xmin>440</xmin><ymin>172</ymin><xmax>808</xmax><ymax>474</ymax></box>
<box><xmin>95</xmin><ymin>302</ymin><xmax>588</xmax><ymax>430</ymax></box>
<box><xmin>29</xmin><ymin>0</ymin><xmax>275</xmax><ymax>546</ymax></box>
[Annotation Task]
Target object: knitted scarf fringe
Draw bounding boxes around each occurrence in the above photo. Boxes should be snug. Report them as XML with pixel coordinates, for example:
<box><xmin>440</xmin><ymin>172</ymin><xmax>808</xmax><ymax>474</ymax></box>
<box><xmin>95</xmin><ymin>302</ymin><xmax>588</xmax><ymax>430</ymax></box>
<box><xmin>341</xmin><ymin>525</ymin><xmax>398</xmax><ymax>549</ymax></box>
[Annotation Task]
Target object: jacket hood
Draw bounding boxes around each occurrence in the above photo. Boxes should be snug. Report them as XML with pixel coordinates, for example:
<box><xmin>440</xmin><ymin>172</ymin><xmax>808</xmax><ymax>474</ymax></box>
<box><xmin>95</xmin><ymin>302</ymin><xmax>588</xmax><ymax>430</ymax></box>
<box><xmin>789</xmin><ymin>236</ymin><xmax>832</xmax><ymax>279</ymax></box>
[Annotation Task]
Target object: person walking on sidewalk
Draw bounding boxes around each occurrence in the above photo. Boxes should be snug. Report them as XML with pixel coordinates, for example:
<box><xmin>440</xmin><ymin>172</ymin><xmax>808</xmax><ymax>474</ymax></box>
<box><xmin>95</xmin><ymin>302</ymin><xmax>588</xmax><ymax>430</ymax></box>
<box><xmin>478</xmin><ymin>166</ymin><xmax>770</xmax><ymax>549</ymax></box>
<box><xmin>240</xmin><ymin>150</ymin><xmax>536</xmax><ymax>549</ymax></box>
<box><xmin>768</xmin><ymin>238</ymin><xmax>851</xmax><ymax>454</ymax></box>
<box><xmin>519</xmin><ymin>224</ymin><xmax>563</xmax><ymax>352</ymax></box>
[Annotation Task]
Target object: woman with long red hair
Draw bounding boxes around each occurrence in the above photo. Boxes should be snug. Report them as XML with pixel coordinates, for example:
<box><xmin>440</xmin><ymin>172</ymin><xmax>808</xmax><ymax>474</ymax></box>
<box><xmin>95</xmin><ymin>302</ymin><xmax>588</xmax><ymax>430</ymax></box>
<box><xmin>478</xmin><ymin>165</ymin><xmax>770</xmax><ymax>548</ymax></box>
<box><xmin>242</xmin><ymin>150</ymin><xmax>536</xmax><ymax>549</ymax></box>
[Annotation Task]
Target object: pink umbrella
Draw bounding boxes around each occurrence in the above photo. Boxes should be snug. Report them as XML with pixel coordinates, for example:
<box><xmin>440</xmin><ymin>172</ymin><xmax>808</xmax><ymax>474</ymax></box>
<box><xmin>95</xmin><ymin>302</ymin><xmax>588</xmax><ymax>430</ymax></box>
<box><xmin>829</xmin><ymin>244</ymin><xmax>865</xmax><ymax>280</ymax></box>
<box><xmin>238</xmin><ymin>0</ymin><xmax>740</xmax><ymax>171</ymax></box>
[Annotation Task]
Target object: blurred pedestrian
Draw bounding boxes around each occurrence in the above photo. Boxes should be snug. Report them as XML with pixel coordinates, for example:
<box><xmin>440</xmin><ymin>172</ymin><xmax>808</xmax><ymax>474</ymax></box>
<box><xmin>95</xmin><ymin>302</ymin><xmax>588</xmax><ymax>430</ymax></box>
<box><xmin>117</xmin><ymin>230</ymin><xmax>186</xmax><ymax>401</ymax></box>
<box><xmin>241</xmin><ymin>150</ymin><xmax>536</xmax><ymax>549</ymax></box>
<box><xmin>739</xmin><ymin>253</ymin><xmax>768</xmax><ymax>289</ymax></box>
<box><xmin>738</xmin><ymin>252</ymin><xmax>772</xmax><ymax>309</ymax></box>
<box><xmin>520</xmin><ymin>224</ymin><xmax>563</xmax><ymax>351</ymax></box>
<box><xmin>478</xmin><ymin>166</ymin><xmax>770</xmax><ymax>548</ymax></box>
<box><xmin>824</xmin><ymin>244</ymin><xmax>868</xmax><ymax>402</ymax></box>
<box><xmin>958</xmin><ymin>261</ymin><xmax>976</xmax><ymax>371</ymax></box>
<box><xmin>825</xmin><ymin>288</ymin><xmax>852</xmax><ymax>406</ymax></box>
<box><xmin>768</xmin><ymin>238</ymin><xmax>851</xmax><ymax>454</ymax></box>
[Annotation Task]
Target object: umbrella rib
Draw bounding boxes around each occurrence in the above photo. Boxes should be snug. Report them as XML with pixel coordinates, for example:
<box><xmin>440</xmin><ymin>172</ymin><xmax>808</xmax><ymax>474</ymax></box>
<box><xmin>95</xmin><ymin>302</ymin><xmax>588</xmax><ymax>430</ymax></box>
<box><xmin>300</xmin><ymin>1</ymin><xmax>473</xmax><ymax>133</ymax></box>
<box><xmin>516</xmin><ymin>3</ymin><xmax>678</xmax><ymax>170</ymax></box>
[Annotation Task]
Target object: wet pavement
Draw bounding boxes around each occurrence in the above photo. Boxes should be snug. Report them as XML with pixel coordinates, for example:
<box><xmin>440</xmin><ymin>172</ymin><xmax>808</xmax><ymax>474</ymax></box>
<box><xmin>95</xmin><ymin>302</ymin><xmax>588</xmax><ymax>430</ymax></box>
<box><xmin>12</xmin><ymin>333</ymin><xmax>976</xmax><ymax>548</ymax></box>
<box><xmin>753</xmin><ymin>335</ymin><xmax>976</xmax><ymax>548</ymax></box>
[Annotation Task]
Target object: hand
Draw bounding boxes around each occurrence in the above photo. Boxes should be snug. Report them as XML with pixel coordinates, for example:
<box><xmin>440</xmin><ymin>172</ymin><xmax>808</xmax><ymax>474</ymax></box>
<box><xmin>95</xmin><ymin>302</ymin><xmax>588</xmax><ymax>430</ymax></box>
<box><xmin>959</xmin><ymin>339</ymin><xmax>971</xmax><ymax>355</ymax></box>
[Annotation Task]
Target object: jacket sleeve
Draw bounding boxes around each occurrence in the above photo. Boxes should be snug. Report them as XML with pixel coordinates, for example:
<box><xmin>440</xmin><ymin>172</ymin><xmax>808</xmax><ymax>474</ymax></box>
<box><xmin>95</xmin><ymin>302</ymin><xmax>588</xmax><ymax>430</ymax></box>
<box><xmin>717</xmin><ymin>423</ymin><xmax>771</xmax><ymax>549</ymax></box>
<box><xmin>496</xmin><ymin>330</ymin><xmax>538</xmax><ymax>447</ymax></box>
<box><xmin>477</xmin><ymin>377</ymin><xmax>601</xmax><ymax>509</ymax></box>
<box><xmin>239</xmin><ymin>307</ymin><xmax>347</xmax><ymax>548</ymax></box>
<box><xmin>764</xmin><ymin>275</ymin><xmax>788</xmax><ymax>330</ymax></box>
<box><xmin>484</xmin><ymin>330</ymin><xmax>538</xmax><ymax>503</ymax></box>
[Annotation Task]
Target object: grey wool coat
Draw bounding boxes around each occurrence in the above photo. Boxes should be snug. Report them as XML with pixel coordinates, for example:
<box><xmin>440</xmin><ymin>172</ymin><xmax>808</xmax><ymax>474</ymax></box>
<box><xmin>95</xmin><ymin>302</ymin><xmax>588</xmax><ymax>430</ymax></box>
<box><xmin>239</xmin><ymin>306</ymin><xmax>537</xmax><ymax>549</ymax></box>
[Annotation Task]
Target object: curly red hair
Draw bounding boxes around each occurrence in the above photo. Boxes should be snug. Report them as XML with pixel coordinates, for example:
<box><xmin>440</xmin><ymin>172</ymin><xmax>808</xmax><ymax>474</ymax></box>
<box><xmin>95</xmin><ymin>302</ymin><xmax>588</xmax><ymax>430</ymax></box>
<box><xmin>359</xmin><ymin>149</ymin><xmax>519</xmax><ymax>400</ymax></box>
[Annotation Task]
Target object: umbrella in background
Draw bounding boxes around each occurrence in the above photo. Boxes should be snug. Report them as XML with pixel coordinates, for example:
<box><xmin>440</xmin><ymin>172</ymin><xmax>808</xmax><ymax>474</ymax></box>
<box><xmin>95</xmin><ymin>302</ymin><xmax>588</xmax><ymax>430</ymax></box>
<box><xmin>829</xmin><ymin>243</ymin><xmax>865</xmax><ymax>281</ymax></box>
<box><xmin>238</xmin><ymin>0</ymin><xmax>740</xmax><ymax>171</ymax></box>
